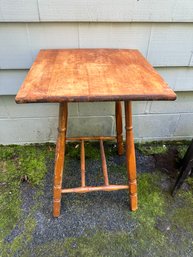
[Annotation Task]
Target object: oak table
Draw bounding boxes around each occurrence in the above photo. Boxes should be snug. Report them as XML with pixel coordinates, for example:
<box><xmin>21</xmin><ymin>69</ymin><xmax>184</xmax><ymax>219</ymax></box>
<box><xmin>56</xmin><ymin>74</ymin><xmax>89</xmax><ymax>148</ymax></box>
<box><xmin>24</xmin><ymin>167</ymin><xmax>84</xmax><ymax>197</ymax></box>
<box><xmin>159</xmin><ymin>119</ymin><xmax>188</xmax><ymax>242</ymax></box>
<box><xmin>15</xmin><ymin>49</ymin><xmax>176</xmax><ymax>217</ymax></box>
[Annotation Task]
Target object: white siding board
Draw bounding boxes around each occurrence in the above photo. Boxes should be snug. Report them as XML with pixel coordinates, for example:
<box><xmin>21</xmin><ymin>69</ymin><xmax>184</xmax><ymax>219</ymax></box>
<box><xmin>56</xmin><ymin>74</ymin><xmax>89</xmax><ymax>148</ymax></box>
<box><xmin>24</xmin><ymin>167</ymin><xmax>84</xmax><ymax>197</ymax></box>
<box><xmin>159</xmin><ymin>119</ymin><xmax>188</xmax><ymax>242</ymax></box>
<box><xmin>156</xmin><ymin>67</ymin><xmax>193</xmax><ymax>91</ymax></box>
<box><xmin>1</xmin><ymin>0</ymin><xmax>193</xmax><ymax>23</ymax></box>
<box><xmin>0</xmin><ymin>23</ymin><xmax>79</xmax><ymax>69</ymax></box>
<box><xmin>79</xmin><ymin>23</ymin><xmax>151</xmax><ymax>56</ymax></box>
<box><xmin>110</xmin><ymin>23</ymin><xmax>150</xmax><ymax>53</ymax></box>
<box><xmin>78</xmin><ymin>23</ymin><xmax>113</xmax><ymax>49</ymax></box>
<box><xmin>1</xmin><ymin>23</ymin><xmax>193</xmax><ymax>69</ymax></box>
<box><xmin>1</xmin><ymin>67</ymin><xmax>192</xmax><ymax>96</ymax></box>
<box><xmin>189</xmin><ymin>53</ymin><xmax>193</xmax><ymax>67</ymax></box>
<box><xmin>28</xmin><ymin>23</ymin><xmax>79</xmax><ymax>61</ymax></box>
<box><xmin>37</xmin><ymin>0</ymin><xmax>193</xmax><ymax>22</ymax></box>
<box><xmin>0</xmin><ymin>24</ymin><xmax>33</xmax><ymax>69</ymax></box>
<box><xmin>147</xmin><ymin>24</ymin><xmax>193</xmax><ymax>67</ymax></box>
<box><xmin>0</xmin><ymin>0</ymin><xmax>39</xmax><ymax>22</ymax></box>
<box><xmin>0</xmin><ymin>70</ymin><xmax>27</xmax><ymax>95</ymax></box>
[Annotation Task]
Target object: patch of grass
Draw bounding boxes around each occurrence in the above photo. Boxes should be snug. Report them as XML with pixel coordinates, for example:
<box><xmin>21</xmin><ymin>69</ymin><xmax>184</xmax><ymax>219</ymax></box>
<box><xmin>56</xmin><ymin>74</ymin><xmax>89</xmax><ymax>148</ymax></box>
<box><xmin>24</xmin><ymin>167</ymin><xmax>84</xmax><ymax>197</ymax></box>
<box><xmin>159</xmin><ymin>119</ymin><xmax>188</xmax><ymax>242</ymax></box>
<box><xmin>186</xmin><ymin>176</ymin><xmax>193</xmax><ymax>187</ymax></box>
<box><xmin>176</xmin><ymin>144</ymin><xmax>189</xmax><ymax>159</ymax></box>
<box><xmin>110</xmin><ymin>163</ymin><xmax>127</xmax><ymax>177</ymax></box>
<box><xmin>170</xmin><ymin>189</ymin><xmax>193</xmax><ymax>233</ymax></box>
<box><xmin>133</xmin><ymin>172</ymin><xmax>165</xmax><ymax>223</ymax></box>
<box><xmin>136</xmin><ymin>142</ymin><xmax>168</xmax><ymax>155</ymax></box>
<box><xmin>65</xmin><ymin>140</ymin><xmax>191</xmax><ymax>160</ymax></box>
<box><xmin>129</xmin><ymin>172</ymin><xmax>166</xmax><ymax>254</ymax></box>
<box><xmin>66</xmin><ymin>142</ymin><xmax>100</xmax><ymax>160</ymax></box>
<box><xmin>136</xmin><ymin>140</ymin><xmax>191</xmax><ymax>157</ymax></box>
<box><xmin>23</xmin><ymin>232</ymin><xmax>139</xmax><ymax>257</ymax></box>
<box><xmin>1</xmin><ymin>216</ymin><xmax>36</xmax><ymax>257</ymax></box>
<box><xmin>0</xmin><ymin>158</ymin><xmax>22</xmax><ymax>242</ymax></box>
<box><xmin>65</xmin><ymin>141</ymin><xmax>119</xmax><ymax>160</ymax></box>
<box><xmin>0</xmin><ymin>144</ymin><xmax>52</xmax><ymax>245</ymax></box>
<box><xmin>0</xmin><ymin>161</ymin><xmax>22</xmax><ymax>238</ymax></box>
<box><xmin>103</xmin><ymin>142</ymin><xmax>118</xmax><ymax>157</ymax></box>
<box><xmin>0</xmin><ymin>144</ymin><xmax>54</xmax><ymax>186</ymax></box>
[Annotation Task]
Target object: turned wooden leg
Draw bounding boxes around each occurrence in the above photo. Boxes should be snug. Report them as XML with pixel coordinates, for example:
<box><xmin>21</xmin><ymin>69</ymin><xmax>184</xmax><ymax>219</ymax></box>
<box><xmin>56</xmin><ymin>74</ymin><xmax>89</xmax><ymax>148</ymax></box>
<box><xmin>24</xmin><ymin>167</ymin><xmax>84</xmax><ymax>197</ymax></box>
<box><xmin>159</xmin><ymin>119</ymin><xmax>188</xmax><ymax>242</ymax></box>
<box><xmin>115</xmin><ymin>101</ymin><xmax>124</xmax><ymax>155</ymax></box>
<box><xmin>124</xmin><ymin>101</ymin><xmax>138</xmax><ymax>211</ymax></box>
<box><xmin>53</xmin><ymin>102</ymin><xmax>68</xmax><ymax>217</ymax></box>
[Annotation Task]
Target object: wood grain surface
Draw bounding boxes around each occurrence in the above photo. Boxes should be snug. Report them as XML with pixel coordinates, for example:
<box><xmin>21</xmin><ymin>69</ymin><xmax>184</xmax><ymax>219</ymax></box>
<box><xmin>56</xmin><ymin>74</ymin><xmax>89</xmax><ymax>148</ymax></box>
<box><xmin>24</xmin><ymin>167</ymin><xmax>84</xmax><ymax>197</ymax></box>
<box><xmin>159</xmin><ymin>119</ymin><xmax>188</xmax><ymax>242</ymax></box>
<box><xmin>15</xmin><ymin>49</ymin><xmax>176</xmax><ymax>103</ymax></box>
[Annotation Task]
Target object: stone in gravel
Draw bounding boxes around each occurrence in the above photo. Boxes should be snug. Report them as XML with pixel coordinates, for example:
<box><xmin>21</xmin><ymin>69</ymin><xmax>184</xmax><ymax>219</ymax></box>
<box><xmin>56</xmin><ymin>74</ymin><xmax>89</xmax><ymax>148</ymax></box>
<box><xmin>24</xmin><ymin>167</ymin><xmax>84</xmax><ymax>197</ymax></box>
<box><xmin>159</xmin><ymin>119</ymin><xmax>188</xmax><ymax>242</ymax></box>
<box><xmin>155</xmin><ymin>218</ymin><xmax>171</xmax><ymax>233</ymax></box>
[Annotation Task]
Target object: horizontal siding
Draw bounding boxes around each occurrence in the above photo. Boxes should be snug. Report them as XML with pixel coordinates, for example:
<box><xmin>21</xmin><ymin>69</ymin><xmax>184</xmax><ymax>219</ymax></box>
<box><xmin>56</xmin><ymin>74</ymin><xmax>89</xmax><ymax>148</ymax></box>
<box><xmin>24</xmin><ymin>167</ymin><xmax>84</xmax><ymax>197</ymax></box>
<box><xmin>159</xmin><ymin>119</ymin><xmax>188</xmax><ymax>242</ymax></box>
<box><xmin>1</xmin><ymin>67</ymin><xmax>193</xmax><ymax>96</ymax></box>
<box><xmin>1</xmin><ymin>0</ymin><xmax>193</xmax><ymax>22</ymax></box>
<box><xmin>1</xmin><ymin>93</ymin><xmax>193</xmax><ymax>144</ymax></box>
<box><xmin>0</xmin><ymin>0</ymin><xmax>39</xmax><ymax>22</ymax></box>
<box><xmin>1</xmin><ymin>23</ymin><xmax>193</xmax><ymax>69</ymax></box>
<box><xmin>156</xmin><ymin>67</ymin><xmax>193</xmax><ymax>92</ymax></box>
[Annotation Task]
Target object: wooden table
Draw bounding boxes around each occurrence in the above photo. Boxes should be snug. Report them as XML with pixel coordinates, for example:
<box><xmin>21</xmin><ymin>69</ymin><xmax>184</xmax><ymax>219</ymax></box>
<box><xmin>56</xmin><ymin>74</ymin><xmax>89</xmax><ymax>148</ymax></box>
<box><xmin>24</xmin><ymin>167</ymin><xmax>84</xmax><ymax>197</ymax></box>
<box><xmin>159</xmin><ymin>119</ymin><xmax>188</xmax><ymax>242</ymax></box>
<box><xmin>16</xmin><ymin>49</ymin><xmax>176</xmax><ymax>217</ymax></box>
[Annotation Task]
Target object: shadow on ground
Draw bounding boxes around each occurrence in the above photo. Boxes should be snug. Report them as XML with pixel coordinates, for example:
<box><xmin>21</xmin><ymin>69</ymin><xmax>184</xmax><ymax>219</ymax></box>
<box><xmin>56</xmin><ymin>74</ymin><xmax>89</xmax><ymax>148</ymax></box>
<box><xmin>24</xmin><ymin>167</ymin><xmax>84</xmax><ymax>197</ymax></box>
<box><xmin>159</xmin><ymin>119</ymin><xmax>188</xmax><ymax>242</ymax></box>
<box><xmin>0</xmin><ymin>142</ymin><xmax>193</xmax><ymax>257</ymax></box>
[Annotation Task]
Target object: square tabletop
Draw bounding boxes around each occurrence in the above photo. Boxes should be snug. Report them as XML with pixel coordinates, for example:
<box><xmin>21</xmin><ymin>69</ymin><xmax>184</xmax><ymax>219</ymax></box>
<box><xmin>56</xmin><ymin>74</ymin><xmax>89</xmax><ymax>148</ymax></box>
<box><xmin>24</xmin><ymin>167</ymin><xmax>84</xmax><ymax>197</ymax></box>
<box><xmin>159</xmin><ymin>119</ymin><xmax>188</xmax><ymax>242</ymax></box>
<box><xmin>15</xmin><ymin>49</ymin><xmax>176</xmax><ymax>103</ymax></box>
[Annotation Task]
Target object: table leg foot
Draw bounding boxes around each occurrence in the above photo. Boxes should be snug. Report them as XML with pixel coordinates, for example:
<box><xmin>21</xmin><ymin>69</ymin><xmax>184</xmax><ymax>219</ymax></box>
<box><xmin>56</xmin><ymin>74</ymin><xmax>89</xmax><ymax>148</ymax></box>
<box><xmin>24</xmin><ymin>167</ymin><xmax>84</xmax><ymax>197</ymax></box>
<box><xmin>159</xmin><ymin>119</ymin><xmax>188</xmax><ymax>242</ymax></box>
<box><xmin>53</xmin><ymin>103</ymin><xmax>68</xmax><ymax>217</ymax></box>
<box><xmin>124</xmin><ymin>101</ymin><xmax>138</xmax><ymax>211</ymax></box>
<box><xmin>115</xmin><ymin>101</ymin><xmax>124</xmax><ymax>155</ymax></box>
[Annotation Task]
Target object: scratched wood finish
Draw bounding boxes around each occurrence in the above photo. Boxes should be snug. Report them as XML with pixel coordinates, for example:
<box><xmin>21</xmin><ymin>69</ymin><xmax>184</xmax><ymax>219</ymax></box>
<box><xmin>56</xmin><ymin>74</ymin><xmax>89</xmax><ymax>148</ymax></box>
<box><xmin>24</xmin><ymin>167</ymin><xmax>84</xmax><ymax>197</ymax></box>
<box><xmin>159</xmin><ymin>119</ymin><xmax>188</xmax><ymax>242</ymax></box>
<box><xmin>115</xmin><ymin>101</ymin><xmax>124</xmax><ymax>155</ymax></box>
<box><xmin>53</xmin><ymin>102</ymin><xmax>67</xmax><ymax>217</ymax></box>
<box><xmin>15</xmin><ymin>49</ymin><xmax>176</xmax><ymax>103</ymax></box>
<box><xmin>125</xmin><ymin>101</ymin><xmax>138</xmax><ymax>211</ymax></box>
